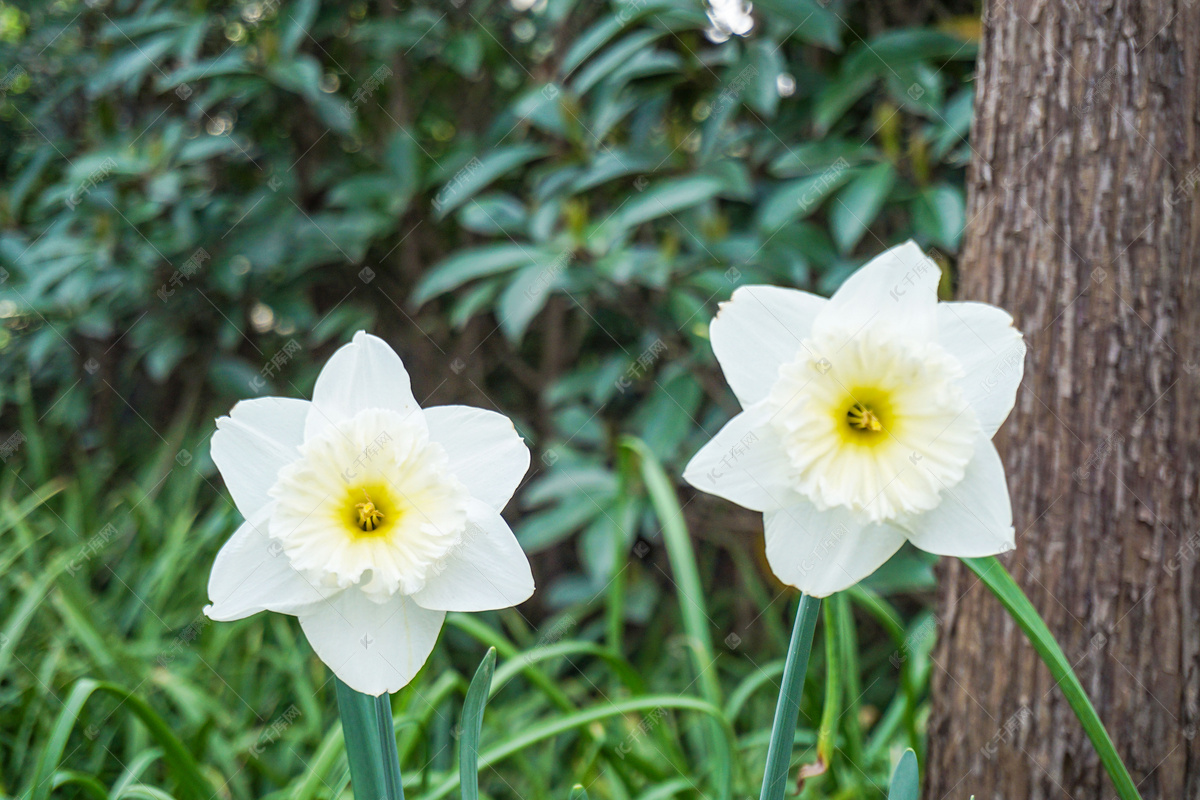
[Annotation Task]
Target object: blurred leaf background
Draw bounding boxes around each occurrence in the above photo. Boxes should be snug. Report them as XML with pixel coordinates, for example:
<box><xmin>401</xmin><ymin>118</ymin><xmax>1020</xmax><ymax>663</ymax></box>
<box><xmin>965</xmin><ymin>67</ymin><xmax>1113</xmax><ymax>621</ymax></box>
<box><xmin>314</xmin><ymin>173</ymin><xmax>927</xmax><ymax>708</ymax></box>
<box><xmin>0</xmin><ymin>0</ymin><xmax>978</xmax><ymax>797</ymax></box>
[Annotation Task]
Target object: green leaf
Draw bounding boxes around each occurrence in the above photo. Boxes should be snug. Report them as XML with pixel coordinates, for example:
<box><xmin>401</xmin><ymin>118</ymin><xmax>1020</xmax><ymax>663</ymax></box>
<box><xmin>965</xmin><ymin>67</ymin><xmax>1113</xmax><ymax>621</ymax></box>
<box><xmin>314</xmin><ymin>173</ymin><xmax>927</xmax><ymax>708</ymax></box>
<box><xmin>281</xmin><ymin>0</ymin><xmax>320</xmax><ymax>53</ymax></box>
<box><xmin>745</xmin><ymin>40</ymin><xmax>785</xmax><ymax>118</ymax></box>
<box><xmin>561</xmin><ymin>14</ymin><xmax>628</xmax><ymax>78</ymax></box>
<box><xmin>768</xmin><ymin>140</ymin><xmax>878</xmax><ymax>179</ymax></box>
<box><xmin>759</xmin><ymin>595</ymin><xmax>822</xmax><ymax>800</ymax></box>
<box><xmin>812</xmin><ymin>70</ymin><xmax>878</xmax><ymax>134</ymax></box>
<box><xmin>752</xmin><ymin>0</ymin><xmax>842</xmax><ymax>50</ymax></box>
<box><xmin>569</xmin><ymin>785</ymin><xmax>590</xmax><ymax>800</ymax></box>
<box><xmin>598</xmin><ymin>175</ymin><xmax>724</xmax><ymax>244</ymax></box>
<box><xmin>560</xmin><ymin>3</ymin><xmax>677</xmax><ymax>77</ymax></box>
<box><xmin>931</xmin><ymin>89</ymin><xmax>973</xmax><ymax>160</ymax></box>
<box><xmin>335</xmin><ymin>678</ymin><xmax>404</xmax><ymax>800</ymax></box>
<box><xmin>498</xmin><ymin>259</ymin><xmax>564</xmax><ymax>343</ymax></box>
<box><xmin>413</xmin><ymin>244</ymin><xmax>538</xmax><ymax>305</ymax></box>
<box><xmin>887</xmin><ymin>749</ymin><xmax>919</xmax><ymax>800</ymax></box>
<box><xmin>444</xmin><ymin>31</ymin><xmax>484</xmax><ymax>77</ymax></box>
<box><xmin>433</xmin><ymin>145</ymin><xmax>549</xmax><ymax>219</ymax></box>
<box><xmin>964</xmin><ymin>557</ymin><xmax>1143</xmax><ymax>800</ymax></box>
<box><xmin>571</xmin><ymin>30</ymin><xmax>664</xmax><ymax>95</ymax></box>
<box><xmin>844</xmin><ymin>29</ymin><xmax>976</xmax><ymax>76</ymax></box>
<box><xmin>517</xmin><ymin>498</ymin><xmax>606</xmax><ymax>553</ymax></box>
<box><xmin>830</xmin><ymin>162</ymin><xmax>897</xmax><ymax>253</ymax></box>
<box><xmin>756</xmin><ymin>167</ymin><xmax>857</xmax><ymax>232</ymax></box>
<box><xmin>460</xmin><ymin>648</ymin><xmax>497</xmax><ymax>800</ymax></box>
<box><xmin>459</xmin><ymin>194</ymin><xmax>528</xmax><ymax>236</ymax></box>
<box><xmin>912</xmin><ymin>184</ymin><xmax>965</xmax><ymax>251</ymax></box>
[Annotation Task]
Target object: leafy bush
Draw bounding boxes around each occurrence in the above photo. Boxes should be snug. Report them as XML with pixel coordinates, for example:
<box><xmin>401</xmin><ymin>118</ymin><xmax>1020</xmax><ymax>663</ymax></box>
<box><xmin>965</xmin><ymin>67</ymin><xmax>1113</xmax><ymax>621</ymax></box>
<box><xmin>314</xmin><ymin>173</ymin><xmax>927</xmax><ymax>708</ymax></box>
<box><xmin>0</xmin><ymin>0</ymin><xmax>975</xmax><ymax>796</ymax></box>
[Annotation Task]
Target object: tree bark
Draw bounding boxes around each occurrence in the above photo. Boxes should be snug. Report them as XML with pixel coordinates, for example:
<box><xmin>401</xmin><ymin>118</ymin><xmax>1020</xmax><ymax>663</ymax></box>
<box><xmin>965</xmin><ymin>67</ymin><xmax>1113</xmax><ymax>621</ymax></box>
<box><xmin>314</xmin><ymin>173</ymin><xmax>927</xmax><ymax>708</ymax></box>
<box><xmin>926</xmin><ymin>0</ymin><xmax>1200</xmax><ymax>797</ymax></box>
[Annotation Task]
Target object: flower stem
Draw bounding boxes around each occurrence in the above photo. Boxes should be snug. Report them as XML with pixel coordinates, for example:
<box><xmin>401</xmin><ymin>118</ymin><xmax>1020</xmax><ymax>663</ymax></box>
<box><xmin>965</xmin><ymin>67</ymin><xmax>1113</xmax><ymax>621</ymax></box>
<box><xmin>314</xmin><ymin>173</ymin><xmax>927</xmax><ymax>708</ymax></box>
<box><xmin>335</xmin><ymin>677</ymin><xmax>405</xmax><ymax>800</ymax></box>
<box><xmin>963</xmin><ymin>556</ymin><xmax>1142</xmax><ymax>800</ymax></box>
<box><xmin>760</xmin><ymin>594</ymin><xmax>822</xmax><ymax>800</ymax></box>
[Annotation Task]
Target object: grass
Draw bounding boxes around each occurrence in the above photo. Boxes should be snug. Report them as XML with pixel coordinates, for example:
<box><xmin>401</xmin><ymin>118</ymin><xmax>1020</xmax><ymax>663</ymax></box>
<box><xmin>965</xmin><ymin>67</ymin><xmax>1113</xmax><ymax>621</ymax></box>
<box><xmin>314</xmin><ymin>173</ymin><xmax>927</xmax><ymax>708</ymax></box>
<box><xmin>0</xmin><ymin>392</ymin><xmax>935</xmax><ymax>800</ymax></box>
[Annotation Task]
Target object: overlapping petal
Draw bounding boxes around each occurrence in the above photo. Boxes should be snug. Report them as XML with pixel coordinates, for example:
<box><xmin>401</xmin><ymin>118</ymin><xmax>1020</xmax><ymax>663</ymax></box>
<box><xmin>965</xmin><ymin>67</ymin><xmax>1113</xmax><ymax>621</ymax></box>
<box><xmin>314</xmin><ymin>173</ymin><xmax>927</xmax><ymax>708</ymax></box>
<box><xmin>812</xmin><ymin>240</ymin><xmax>941</xmax><ymax>350</ymax></box>
<box><xmin>709</xmin><ymin>285</ymin><xmax>825</xmax><ymax>407</ymax></box>
<box><xmin>305</xmin><ymin>331</ymin><xmax>421</xmax><ymax>440</ymax></box>
<box><xmin>211</xmin><ymin>397</ymin><xmax>310</xmax><ymax>518</ymax></box>
<box><xmin>297</xmin><ymin>590</ymin><xmax>445</xmax><ymax>696</ymax></box>
<box><xmin>764</xmin><ymin>503</ymin><xmax>908</xmax><ymax>597</ymax></box>
<box><xmin>682</xmin><ymin>402</ymin><xmax>799</xmax><ymax>512</ymax></box>
<box><xmin>937</xmin><ymin>302</ymin><xmax>1026</xmax><ymax>437</ymax></box>
<box><xmin>425</xmin><ymin>405</ymin><xmax>530</xmax><ymax>510</ymax></box>
<box><xmin>902</xmin><ymin>437</ymin><xmax>1015</xmax><ymax>557</ymax></box>
<box><xmin>205</xmin><ymin>508</ymin><xmax>333</xmax><ymax>621</ymax></box>
<box><xmin>412</xmin><ymin>498</ymin><xmax>534</xmax><ymax>612</ymax></box>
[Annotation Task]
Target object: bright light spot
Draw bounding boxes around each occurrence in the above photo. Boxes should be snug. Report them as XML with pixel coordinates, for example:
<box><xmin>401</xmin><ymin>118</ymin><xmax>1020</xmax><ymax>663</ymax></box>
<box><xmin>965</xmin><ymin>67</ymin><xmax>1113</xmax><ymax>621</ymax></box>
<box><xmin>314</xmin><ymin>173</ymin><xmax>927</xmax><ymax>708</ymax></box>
<box><xmin>705</xmin><ymin>0</ymin><xmax>754</xmax><ymax>43</ymax></box>
<box><xmin>512</xmin><ymin>18</ymin><xmax>536</xmax><ymax>42</ymax></box>
<box><xmin>250</xmin><ymin>302</ymin><xmax>275</xmax><ymax>333</ymax></box>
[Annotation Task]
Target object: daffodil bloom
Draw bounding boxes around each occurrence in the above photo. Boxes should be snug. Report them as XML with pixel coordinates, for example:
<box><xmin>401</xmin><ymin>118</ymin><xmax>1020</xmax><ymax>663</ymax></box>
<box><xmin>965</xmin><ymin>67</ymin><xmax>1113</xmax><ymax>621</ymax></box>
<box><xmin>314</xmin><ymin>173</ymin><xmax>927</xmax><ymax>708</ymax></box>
<box><xmin>684</xmin><ymin>242</ymin><xmax>1025</xmax><ymax>597</ymax></box>
<box><xmin>205</xmin><ymin>332</ymin><xmax>534</xmax><ymax>695</ymax></box>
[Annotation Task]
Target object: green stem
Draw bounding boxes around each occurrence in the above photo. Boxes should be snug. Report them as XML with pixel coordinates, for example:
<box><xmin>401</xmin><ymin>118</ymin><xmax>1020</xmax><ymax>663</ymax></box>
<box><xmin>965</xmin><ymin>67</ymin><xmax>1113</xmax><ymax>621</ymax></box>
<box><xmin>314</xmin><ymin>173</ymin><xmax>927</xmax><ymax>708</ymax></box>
<box><xmin>335</xmin><ymin>678</ymin><xmax>405</xmax><ymax>800</ymax></box>
<box><xmin>964</xmin><ymin>556</ymin><xmax>1142</xmax><ymax>800</ymax></box>
<box><xmin>760</xmin><ymin>594</ymin><xmax>822</xmax><ymax>800</ymax></box>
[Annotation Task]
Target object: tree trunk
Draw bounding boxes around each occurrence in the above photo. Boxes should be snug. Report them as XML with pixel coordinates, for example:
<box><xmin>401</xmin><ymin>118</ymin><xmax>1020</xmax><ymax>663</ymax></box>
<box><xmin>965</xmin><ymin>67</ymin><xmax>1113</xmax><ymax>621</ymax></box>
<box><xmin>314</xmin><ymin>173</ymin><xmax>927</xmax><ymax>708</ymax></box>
<box><xmin>926</xmin><ymin>0</ymin><xmax>1200</xmax><ymax>797</ymax></box>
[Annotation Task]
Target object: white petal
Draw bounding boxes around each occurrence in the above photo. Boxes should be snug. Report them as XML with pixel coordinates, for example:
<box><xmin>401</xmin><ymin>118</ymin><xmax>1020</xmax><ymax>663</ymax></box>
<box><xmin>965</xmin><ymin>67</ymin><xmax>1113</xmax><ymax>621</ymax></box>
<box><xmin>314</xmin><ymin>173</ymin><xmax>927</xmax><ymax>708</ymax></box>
<box><xmin>938</xmin><ymin>302</ymin><xmax>1026</xmax><ymax>438</ymax></box>
<box><xmin>424</xmin><ymin>405</ymin><xmax>530</xmax><ymax>510</ymax></box>
<box><xmin>764</xmin><ymin>503</ymin><xmax>907</xmax><ymax>597</ymax></box>
<box><xmin>205</xmin><ymin>508</ymin><xmax>332</xmax><ymax>621</ymax></box>
<box><xmin>682</xmin><ymin>403</ymin><xmax>800</xmax><ymax>512</ymax></box>
<box><xmin>709</xmin><ymin>285</ymin><xmax>826</xmax><ymax>406</ymax></box>
<box><xmin>412</xmin><ymin>498</ymin><xmax>534</xmax><ymax>612</ymax></box>
<box><xmin>903</xmin><ymin>437</ymin><xmax>1015</xmax><ymax>557</ymax></box>
<box><xmin>814</xmin><ymin>241</ymin><xmax>940</xmax><ymax>349</ymax></box>
<box><xmin>305</xmin><ymin>331</ymin><xmax>421</xmax><ymax>439</ymax></box>
<box><xmin>211</xmin><ymin>397</ymin><xmax>310</xmax><ymax>517</ymax></box>
<box><xmin>298</xmin><ymin>590</ymin><xmax>445</xmax><ymax>695</ymax></box>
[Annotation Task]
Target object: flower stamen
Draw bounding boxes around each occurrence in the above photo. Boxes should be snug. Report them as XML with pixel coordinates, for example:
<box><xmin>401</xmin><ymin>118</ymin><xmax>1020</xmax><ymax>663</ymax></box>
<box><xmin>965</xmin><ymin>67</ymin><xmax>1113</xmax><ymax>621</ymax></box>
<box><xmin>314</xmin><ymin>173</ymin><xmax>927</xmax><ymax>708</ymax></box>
<box><xmin>846</xmin><ymin>402</ymin><xmax>883</xmax><ymax>432</ymax></box>
<box><xmin>355</xmin><ymin>489</ymin><xmax>385</xmax><ymax>532</ymax></box>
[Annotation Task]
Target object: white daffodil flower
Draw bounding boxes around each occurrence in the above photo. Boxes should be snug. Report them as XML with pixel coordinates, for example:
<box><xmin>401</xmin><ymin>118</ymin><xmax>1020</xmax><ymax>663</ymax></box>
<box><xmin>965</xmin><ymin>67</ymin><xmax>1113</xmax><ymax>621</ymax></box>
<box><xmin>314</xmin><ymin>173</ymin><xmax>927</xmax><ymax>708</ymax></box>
<box><xmin>204</xmin><ymin>331</ymin><xmax>534</xmax><ymax>695</ymax></box>
<box><xmin>684</xmin><ymin>241</ymin><xmax>1025</xmax><ymax>597</ymax></box>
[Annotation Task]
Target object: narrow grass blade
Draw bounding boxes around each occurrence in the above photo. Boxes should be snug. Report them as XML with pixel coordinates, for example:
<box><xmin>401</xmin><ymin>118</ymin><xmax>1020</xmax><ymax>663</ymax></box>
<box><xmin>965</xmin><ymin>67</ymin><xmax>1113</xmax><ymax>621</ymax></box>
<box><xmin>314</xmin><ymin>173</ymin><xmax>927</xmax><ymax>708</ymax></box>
<box><xmin>816</xmin><ymin>599</ymin><xmax>842</xmax><ymax>770</ymax></box>
<box><xmin>420</xmin><ymin>695</ymin><xmax>736</xmax><ymax>800</ymax></box>
<box><xmin>619</xmin><ymin>437</ymin><xmax>721</xmax><ymax>704</ymax></box>
<box><xmin>26</xmin><ymin>678</ymin><xmax>214</xmax><ymax>800</ymax></box>
<box><xmin>759</xmin><ymin>594</ymin><xmax>821</xmax><ymax>800</ymax></box>
<box><xmin>886</xmin><ymin>749</ymin><xmax>918</xmax><ymax>800</ymax></box>
<box><xmin>964</xmin><ymin>556</ymin><xmax>1141</xmax><ymax>800</ymax></box>
<box><xmin>622</xmin><ymin>437</ymin><xmax>731</xmax><ymax>799</ymax></box>
<box><xmin>336</xmin><ymin>678</ymin><xmax>404</xmax><ymax>800</ymax></box>
<box><xmin>375</xmin><ymin>694</ymin><xmax>405</xmax><ymax>800</ymax></box>
<box><xmin>460</xmin><ymin>648</ymin><xmax>497</xmax><ymax>800</ymax></box>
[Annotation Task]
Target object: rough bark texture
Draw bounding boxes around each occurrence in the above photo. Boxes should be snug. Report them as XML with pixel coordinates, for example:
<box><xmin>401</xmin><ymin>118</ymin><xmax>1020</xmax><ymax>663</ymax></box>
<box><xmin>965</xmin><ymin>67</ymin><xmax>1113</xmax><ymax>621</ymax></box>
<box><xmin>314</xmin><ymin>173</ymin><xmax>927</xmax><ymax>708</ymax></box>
<box><xmin>926</xmin><ymin>0</ymin><xmax>1200</xmax><ymax>797</ymax></box>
